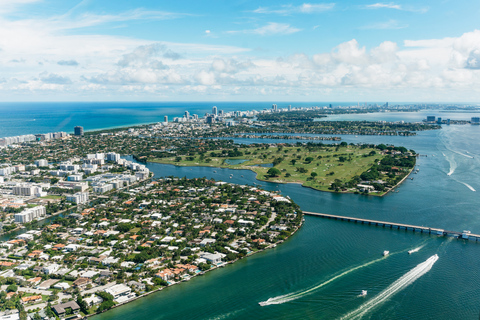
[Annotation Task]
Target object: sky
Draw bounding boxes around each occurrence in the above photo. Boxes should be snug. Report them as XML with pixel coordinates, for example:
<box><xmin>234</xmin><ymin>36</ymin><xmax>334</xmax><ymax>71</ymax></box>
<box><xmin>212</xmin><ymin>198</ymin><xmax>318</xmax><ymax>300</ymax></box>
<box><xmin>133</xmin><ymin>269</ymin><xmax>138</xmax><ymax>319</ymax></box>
<box><xmin>1</xmin><ymin>0</ymin><xmax>480</xmax><ymax>102</ymax></box>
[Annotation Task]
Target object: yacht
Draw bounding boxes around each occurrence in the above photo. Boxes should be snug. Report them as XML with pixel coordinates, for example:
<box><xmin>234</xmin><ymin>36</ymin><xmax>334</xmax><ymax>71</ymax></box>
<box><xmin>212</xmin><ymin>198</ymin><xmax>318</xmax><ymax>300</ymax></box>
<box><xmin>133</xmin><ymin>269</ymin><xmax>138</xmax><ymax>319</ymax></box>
<box><xmin>361</xmin><ymin>290</ymin><xmax>367</xmax><ymax>296</ymax></box>
<box><xmin>383</xmin><ymin>250</ymin><xmax>389</xmax><ymax>256</ymax></box>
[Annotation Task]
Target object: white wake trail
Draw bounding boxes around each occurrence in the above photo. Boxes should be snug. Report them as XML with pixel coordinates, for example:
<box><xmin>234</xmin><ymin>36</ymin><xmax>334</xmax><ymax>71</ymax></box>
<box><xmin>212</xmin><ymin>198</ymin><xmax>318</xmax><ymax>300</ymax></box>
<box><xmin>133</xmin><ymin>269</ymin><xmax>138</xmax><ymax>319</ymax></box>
<box><xmin>339</xmin><ymin>254</ymin><xmax>439</xmax><ymax>320</ymax></box>
<box><xmin>460</xmin><ymin>182</ymin><xmax>476</xmax><ymax>192</ymax></box>
<box><xmin>259</xmin><ymin>255</ymin><xmax>389</xmax><ymax>306</ymax></box>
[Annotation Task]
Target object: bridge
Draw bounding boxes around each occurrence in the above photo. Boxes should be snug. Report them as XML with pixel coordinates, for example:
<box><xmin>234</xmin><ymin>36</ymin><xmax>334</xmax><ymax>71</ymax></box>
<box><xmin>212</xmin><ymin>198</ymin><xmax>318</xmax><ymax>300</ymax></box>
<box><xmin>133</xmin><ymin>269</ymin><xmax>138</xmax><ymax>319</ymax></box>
<box><xmin>303</xmin><ymin>211</ymin><xmax>480</xmax><ymax>241</ymax></box>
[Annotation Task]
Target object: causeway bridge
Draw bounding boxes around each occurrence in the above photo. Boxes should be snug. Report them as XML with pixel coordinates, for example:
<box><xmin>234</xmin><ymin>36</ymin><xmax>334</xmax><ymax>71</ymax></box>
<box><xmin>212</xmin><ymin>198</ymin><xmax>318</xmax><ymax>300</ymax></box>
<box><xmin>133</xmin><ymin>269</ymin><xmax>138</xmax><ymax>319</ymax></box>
<box><xmin>303</xmin><ymin>211</ymin><xmax>480</xmax><ymax>241</ymax></box>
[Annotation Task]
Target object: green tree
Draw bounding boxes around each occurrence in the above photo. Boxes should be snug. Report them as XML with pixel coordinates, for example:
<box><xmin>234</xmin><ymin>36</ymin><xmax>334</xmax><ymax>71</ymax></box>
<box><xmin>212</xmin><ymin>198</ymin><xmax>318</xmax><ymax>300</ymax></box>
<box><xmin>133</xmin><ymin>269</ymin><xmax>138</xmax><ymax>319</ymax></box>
<box><xmin>267</xmin><ymin>168</ymin><xmax>281</xmax><ymax>177</ymax></box>
<box><xmin>6</xmin><ymin>284</ymin><xmax>17</xmax><ymax>293</ymax></box>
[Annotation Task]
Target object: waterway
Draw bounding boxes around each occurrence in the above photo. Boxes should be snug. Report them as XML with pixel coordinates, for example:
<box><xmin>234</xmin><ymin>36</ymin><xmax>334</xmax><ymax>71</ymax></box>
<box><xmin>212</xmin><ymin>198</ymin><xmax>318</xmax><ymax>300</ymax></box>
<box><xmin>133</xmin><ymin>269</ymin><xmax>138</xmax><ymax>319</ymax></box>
<box><xmin>92</xmin><ymin>121</ymin><xmax>480</xmax><ymax>320</ymax></box>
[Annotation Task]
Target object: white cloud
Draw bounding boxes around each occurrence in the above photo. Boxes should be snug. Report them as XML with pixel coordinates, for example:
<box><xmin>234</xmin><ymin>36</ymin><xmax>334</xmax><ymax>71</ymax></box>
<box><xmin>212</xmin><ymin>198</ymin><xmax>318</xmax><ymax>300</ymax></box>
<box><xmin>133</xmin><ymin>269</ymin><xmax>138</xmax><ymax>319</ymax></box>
<box><xmin>228</xmin><ymin>22</ymin><xmax>301</xmax><ymax>36</ymax></box>
<box><xmin>253</xmin><ymin>3</ymin><xmax>335</xmax><ymax>15</ymax></box>
<box><xmin>364</xmin><ymin>3</ymin><xmax>428</xmax><ymax>13</ymax></box>
<box><xmin>366</xmin><ymin>3</ymin><xmax>402</xmax><ymax>10</ymax></box>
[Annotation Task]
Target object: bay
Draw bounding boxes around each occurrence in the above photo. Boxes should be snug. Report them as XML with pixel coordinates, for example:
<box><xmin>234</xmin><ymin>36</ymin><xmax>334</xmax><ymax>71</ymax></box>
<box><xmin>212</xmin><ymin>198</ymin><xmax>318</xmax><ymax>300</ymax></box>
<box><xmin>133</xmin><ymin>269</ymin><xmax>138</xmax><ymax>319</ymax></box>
<box><xmin>92</xmin><ymin>122</ymin><xmax>480</xmax><ymax>320</ymax></box>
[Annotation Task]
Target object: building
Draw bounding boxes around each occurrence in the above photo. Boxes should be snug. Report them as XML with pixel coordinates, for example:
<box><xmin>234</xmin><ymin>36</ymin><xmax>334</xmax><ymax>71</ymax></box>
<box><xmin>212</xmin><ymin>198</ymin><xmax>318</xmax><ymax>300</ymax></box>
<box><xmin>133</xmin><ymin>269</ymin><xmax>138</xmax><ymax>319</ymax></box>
<box><xmin>0</xmin><ymin>167</ymin><xmax>13</xmax><ymax>176</ymax></box>
<box><xmin>472</xmin><ymin>117</ymin><xmax>480</xmax><ymax>124</ymax></box>
<box><xmin>52</xmin><ymin>301</ymin><xmax>80</xmax><ymax>317</ymax></box>
<box><xmin>58</xmin><ymin>181</ymin><xmax>89</xmax><ymax>192</ymax></box>
<box><xmin>14</xmin><ymin>206</ymin><xmax>46</xmax><ymax>223</ymax></box>
<box><xmin>66</xmin><ymin>192</ymin><xmax>89</xmax><ymax>204</ymax></box>
<box><xmin>212</xmin><ymin>106</ymin><xmax>218</xmax><ymax>116</ymax></box>
<box><xmin>426</xmin><ymin>116</ymin><xmax>436</xmax><ymax>122</ymax></box>
<box><xmin>73</xmin><ymin>277</ymin><xmax>92</xmax><ymax>290</ymax></box>
<box><xmin>74</xmin><ymin>126</ymin><xmax>84</xmax><ymax>136</ymax></box>
<box><xmin>164</xmin><ymin>115</ymin><xmax>168</xmax><ymax>123</ymax></box>
<box><xmin>34</xmin><ymin>159</ymin><xmax>48</xmax><ymax>167</ymax></box>
<box><xmin>105</xmin><ymin>283</ymin><xmax>132</xmax><ymax>301</ymax></box>
<box><xmin>93</xmin><ymin>184</ymin><xmax>114</xmax><ymax>193</ymax></box>
<box><xmin>106</xmin><ymin>152</ymin><xmax>121</xmax><ymax>162</ymax></box>
<box><xmin>206</xmin><ymin>116</ymin><xmax>215</xmax><ymax>124</ymax></box>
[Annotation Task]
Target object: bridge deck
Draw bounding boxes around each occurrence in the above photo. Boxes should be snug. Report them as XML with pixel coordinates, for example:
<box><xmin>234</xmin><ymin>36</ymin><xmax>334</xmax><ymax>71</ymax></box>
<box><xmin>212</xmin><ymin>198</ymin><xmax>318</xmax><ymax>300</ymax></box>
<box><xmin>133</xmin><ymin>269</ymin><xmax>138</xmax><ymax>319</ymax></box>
<box><xmin>303</xmin><ymin>211</ymin><xmax>480</xmax><ymax>239</ymax></box>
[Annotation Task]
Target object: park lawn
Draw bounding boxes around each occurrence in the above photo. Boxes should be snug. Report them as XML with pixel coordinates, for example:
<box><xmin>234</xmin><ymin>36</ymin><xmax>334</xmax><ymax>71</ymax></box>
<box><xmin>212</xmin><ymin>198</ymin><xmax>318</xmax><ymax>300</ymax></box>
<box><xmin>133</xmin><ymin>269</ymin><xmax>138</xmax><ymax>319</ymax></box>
<box><xmin>148</xmin><ymin>145</ymin><xmax>381</xmax><ymax>192</ymax></box>
<box><xmin>40</xmin><ymin>195</ymin><xmax>64</xmax><ymax>200</ymax></box>
<box><xmin>130</xmin><ymin>227</ymin><xmax>141</xmax><ymax>234</ymax></box>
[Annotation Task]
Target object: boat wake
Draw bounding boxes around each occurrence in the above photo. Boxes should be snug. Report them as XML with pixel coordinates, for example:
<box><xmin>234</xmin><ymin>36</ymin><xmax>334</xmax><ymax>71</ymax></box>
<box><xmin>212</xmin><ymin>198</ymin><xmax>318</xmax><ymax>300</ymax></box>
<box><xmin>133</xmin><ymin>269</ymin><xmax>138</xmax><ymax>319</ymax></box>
<box><xmin>259</xmin><ymin>255</ymin><xmax>388</xmax><ymax>306</ymax></box>
<box><xmin>459</xmin><ymin>181</ymin><xmax>476</xmax><ymax>192</ymax></box>
<box><xmin>339</xmin><ymin>255</ymin><xmax>439</xmax><ymax>320</ymax></box>
<box><xmin>442</xmin><ymin>152</ymin><xmax>457</xmax><ymax>176</ymax></box>
<box><xmin>408</xmin><ymin>245</ymin><xmax>424</xmax><ymax>255</ymax></box>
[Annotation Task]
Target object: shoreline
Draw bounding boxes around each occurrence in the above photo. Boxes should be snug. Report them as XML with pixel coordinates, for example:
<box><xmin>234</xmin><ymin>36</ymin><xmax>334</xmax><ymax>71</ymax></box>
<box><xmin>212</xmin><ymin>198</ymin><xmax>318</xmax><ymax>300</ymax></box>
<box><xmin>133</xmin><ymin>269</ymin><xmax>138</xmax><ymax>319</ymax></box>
<box><xmin>146</xmin><ymin>159</ymin><xmax>414</xmax><ymax>197</ymax></box>
<box><xmin>87</xmin><ymin>216</ymin><xmax>305</xmax><ymax>319</ymax></box>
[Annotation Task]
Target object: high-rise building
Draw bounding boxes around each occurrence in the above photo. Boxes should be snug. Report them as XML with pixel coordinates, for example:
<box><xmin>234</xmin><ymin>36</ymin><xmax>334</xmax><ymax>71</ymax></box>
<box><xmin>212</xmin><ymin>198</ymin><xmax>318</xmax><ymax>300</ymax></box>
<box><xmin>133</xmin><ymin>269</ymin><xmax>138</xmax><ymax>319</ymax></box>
<box><xmin>74</xmin><ymin>126</ymin><xmax>84</xmax><ymax>136</ymax></box>
<box><xmin>272</xmin><ymin>104</ymin><xmax>277</xmax><ymax>111</ymax></box>
<box><xmin>426</xmin><ymin>116</ymin><xmax>436</xmax><ymax>122</ymax></box>
<box><xmin>472</xmin><ymin>117</ymin><xmax>480</xmax><ymax>124</ymax></box>
<box><xmin>206</xmin><ymin>116</ymin><xmax>215</xmax><ymax>124</ymax></box>
<box><xmin>212</xmin><ymin>106</ymin><xmax>218</xmax><ymax>116</ymax></box>
<box><xmin>288</xmin><ymin>105</ymin><xmax>292</xmax><ymax>111</ymax></box>
<box><xmin>164</xmin><ymin>116</ymin><xmax>168</xmax><ymax>123</ymax></box>
<box><xmin>185</xmin><ymin>111</ymin><xmax>190</xmax><ymax>119</ymax></box>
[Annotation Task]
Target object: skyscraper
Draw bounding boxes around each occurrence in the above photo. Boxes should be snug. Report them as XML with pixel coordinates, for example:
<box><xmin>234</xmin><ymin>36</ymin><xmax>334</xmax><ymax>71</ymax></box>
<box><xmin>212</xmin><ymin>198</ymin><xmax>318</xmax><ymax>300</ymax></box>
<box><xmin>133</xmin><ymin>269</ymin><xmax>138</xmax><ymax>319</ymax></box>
<box><xmin>164</xmin><ymin>116</ymin><xmax>168</xmax><ymax>123</ymax></box>
<box><xmin>212</xmin><ymin>106</ymin><xmax>218</xmax><ymax>116</ymax></box>
<box><xmin>74</xmin><ymin>126</ymin><xmax>84</xmax><ymax>136</ymax></box>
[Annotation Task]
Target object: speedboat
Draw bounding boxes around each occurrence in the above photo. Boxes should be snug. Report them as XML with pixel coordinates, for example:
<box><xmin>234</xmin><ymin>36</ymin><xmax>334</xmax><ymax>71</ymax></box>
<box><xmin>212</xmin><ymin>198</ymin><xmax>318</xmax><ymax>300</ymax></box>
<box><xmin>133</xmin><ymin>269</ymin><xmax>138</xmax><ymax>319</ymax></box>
<box><xmin>383</xmin><ymin>250</ymin><xmax>389</xmax><ymax>256</ymax></box>
<box><xmin>361</xmin><ymin>290</ymin><xmax>367</xmax><ymax>296</ymax></box>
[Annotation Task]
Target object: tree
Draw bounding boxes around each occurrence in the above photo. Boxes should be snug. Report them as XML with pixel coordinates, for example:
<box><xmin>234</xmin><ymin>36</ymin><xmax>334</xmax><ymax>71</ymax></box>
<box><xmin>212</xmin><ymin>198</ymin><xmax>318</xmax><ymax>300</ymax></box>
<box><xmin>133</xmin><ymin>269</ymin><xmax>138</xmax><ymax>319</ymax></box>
<box><xmin>267</xmin><ymin>168</ymin><xmax>281</xmax><ymax>177</ymax></box>
<box><xmin>6</xmin><ymin>284</ymin><xmax>17</xmax><ymax>293</ymax></box>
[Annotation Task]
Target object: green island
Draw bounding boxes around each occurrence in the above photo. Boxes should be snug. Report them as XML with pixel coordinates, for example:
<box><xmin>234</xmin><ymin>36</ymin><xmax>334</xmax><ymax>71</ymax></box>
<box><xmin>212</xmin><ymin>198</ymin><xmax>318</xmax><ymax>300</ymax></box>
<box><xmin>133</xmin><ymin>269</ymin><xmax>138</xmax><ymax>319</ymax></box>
<box><xmin>148</xmin><ymin>142</ymin><xmax>416</xmax><ymax>196</ymax></box>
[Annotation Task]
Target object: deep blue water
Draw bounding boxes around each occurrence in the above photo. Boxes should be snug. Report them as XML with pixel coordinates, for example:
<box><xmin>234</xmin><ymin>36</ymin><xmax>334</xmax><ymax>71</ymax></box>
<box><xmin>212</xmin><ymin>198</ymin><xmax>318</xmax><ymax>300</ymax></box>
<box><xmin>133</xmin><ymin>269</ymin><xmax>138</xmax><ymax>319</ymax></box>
<box><xmin>0</xmin><ymin>102</ymin><xmax>360</xmax><ymax>138</ymax></box>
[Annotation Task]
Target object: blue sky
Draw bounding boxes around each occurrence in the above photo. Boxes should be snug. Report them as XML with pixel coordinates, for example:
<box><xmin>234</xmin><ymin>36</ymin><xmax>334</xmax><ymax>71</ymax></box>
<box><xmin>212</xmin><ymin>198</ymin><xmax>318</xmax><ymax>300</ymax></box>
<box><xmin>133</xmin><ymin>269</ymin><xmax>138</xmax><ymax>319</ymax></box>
<box><xmin>1</xmin><ymin>0</ymin><xmax>480</xmax><ymax>102</ymax></box>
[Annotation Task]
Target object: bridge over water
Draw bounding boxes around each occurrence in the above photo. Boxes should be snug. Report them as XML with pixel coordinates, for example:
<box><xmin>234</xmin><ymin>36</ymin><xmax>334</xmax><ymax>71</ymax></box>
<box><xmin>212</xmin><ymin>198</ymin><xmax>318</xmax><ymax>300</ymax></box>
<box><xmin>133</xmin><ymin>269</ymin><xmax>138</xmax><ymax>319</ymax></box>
<box><xmin>303</xmin><ymin>211</ymin><xmax>480</xmax><ymax>241</ymax></box>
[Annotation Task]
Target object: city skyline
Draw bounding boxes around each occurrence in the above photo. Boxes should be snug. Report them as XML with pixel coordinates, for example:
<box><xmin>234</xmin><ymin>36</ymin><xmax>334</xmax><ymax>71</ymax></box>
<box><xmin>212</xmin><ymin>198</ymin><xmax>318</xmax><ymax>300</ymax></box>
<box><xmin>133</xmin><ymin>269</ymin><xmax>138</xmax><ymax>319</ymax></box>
<box><xmin>1</xmin><ymin>0</ymin><xmax>480</xmax><ymax>102</ymax></box>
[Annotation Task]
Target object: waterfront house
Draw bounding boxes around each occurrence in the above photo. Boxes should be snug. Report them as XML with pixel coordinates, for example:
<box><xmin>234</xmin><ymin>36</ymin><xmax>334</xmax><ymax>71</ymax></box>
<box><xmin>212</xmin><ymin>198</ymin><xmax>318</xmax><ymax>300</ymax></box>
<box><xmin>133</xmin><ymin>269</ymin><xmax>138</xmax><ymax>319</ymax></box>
<box><xmin>52</xmin><ymin>301</ymin><xmax>80</xmax><ymax>317</ymax></box>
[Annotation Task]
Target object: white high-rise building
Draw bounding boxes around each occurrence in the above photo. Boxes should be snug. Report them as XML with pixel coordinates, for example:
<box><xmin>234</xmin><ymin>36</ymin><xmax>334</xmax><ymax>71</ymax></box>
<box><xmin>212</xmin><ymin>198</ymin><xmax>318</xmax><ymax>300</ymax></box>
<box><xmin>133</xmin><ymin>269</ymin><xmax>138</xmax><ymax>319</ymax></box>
<box><xmin>34</xmin><ymin>159</ymin><xmax>48</xmax><ymax>167</ymax></box>
<box><xmin>14</xmin><ymin>206</ymin><xmax>46</xmax><ymax>223</ymax></box>
<box><xmin>66</xmin><ymin>192</ymin><xmax>89</xmax><ymax>204</ymax></box>
<box><xmin>212</xmin><ymin>106</ymin><xmax>218</xmax><ymax>116</ymax></box>
<box><xmin>106</xmin><ymin>152</ymin><xmax>121</xmax><ymax>162</ymax></box>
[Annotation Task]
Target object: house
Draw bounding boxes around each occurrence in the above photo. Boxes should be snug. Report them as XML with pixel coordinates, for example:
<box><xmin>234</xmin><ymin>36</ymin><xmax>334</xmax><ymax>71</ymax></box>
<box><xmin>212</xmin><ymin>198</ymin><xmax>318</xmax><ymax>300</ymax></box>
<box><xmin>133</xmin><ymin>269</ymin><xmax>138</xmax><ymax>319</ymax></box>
<box><xmin>104</xmin><ymin>283</ymin><xmax>132</xmax><ymax>301</ymax></box>
<box><xmin>128</xmin><ymin>280</ymin><xmax>146</xmax><ymax>291</ymax></box>
<box><xmin>201</xmin><ymin>253</ymin><xmax>223</xmax><ymax>264</ymax></box>
<box><xmin>21</xmin><ymin>295</ymin><xmax>42</xmax><ymax>304</ymax></box>
<box><xmin>52</xmin><ymin>301</ymin><xmax>80</xmax><ymax>317</ymax></box>
<box><xmin>73</xmin><ymin>277</ymin><xmax>92</xmax><ymax>290</ymax></box>
<box><xmin>42</xmin><ymin>263</ymin><xmax>60</xmax><ymax>275</ymax></box>
<box><xmin>84</xmin><ymin>294</ymin><xmax>103</xmax><ymax>307</ymax></box>
<box><xmin>155</xmin><ymin>269</ymin><xmax>174</xmax><ymax>281</ymax></box>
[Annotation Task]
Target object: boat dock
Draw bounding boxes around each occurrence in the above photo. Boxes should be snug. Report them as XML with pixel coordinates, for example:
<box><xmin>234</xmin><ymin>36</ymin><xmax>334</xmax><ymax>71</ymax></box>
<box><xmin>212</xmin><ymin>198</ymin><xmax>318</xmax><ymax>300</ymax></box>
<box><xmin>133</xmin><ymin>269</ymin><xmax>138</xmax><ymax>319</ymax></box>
<box><xmin>303</xmin><ymin>211</ymin><xmax>480</xmax><ymax>241</ymax></box>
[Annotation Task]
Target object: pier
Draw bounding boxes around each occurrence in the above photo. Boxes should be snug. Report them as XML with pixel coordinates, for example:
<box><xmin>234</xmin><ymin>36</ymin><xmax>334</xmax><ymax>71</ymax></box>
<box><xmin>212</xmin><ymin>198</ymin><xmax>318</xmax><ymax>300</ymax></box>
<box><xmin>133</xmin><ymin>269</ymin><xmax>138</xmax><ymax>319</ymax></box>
<box><xmin>303</xmin><ymin>211</ymin><xmax>480</xmax><ymax>241</ymax></box>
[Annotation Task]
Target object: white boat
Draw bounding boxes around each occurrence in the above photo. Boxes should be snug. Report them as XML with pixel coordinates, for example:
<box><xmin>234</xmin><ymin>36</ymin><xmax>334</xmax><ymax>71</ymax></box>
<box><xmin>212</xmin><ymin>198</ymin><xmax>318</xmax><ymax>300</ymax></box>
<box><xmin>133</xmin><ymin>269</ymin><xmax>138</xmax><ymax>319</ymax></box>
<box><xmin>361</xmin><ymin>290</ymin><xmax>367</xmax><ymax>296</ymax></box>
<box><xmin>383</xmin><ymin>250</ymin><xmax>389</xmax><ymax>256</ymax></box>
<box><xmin>408</xmin><ymin>248</ymin><xmax>420</xmax><ymax>254</ymax></box>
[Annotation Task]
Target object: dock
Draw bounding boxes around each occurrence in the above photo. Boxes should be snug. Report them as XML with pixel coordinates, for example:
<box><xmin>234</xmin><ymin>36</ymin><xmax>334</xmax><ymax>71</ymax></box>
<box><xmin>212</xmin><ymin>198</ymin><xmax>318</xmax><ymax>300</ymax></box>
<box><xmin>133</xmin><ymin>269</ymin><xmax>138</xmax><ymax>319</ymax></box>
<box><xmin>303</xmin><ymin>211</ymin><xmax>480</xmax><ymax>241</ymax></box>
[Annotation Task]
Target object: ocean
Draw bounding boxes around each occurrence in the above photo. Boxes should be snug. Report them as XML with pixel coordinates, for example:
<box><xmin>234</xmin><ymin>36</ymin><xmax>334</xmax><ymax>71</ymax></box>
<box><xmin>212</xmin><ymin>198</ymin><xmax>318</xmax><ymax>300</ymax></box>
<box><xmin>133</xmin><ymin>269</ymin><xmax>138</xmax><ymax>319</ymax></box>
<box><xmin>0</xmin><ymin>101</ymin><xmax>357</xmax><ymax>138</ymax></box>
<box><xmin>3</xmin><ymin>103</ymin><xmax>480</xmax><ymax>319</ymax></box>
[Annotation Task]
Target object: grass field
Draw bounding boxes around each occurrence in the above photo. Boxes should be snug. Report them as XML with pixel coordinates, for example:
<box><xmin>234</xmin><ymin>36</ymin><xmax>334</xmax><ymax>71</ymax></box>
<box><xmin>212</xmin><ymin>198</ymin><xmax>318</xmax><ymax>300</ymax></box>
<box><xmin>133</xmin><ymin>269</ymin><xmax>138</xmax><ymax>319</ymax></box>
<box><xmin>148</xmin><ymin>144</ymin><xmax>383</xmax><ymax>193</ymax></box>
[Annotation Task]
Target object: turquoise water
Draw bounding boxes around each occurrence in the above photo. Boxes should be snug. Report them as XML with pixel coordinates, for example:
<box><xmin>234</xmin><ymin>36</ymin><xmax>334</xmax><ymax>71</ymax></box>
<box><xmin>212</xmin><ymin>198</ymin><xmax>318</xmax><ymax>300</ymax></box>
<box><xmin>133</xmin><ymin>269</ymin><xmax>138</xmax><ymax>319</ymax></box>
<box><xmin>93</xmin><ymin>123</ymin><xmax>480</xmax><ymax>320</ymax></box>
<box><xmin>3</xmin><ymin>104</ymin><xmax>480</xmax><ymax>319</ymax></box>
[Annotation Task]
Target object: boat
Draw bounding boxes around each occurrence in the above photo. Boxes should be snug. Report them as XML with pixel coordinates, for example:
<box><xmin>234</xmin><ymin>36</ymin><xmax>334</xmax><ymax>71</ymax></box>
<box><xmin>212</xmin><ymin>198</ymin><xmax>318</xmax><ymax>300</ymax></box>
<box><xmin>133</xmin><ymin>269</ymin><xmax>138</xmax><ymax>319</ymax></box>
<box><xmin>361</xmin><ymin>290</ymin><xmax>367</xmax><ymax>296</ymax></box>
<box><xmin>408</xmin><ymin>248</ymin><xmax>420</xmax><ymax>254</ymax></box>
<box><xmin>213</xmin><ymin>170</ymin><xmax>217</xmax><ymax>173</ymax></box>
<box><xmin>383</xmin><ymin>250</ymin><xmax>389</xmax><ymax>256</ymax></box>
